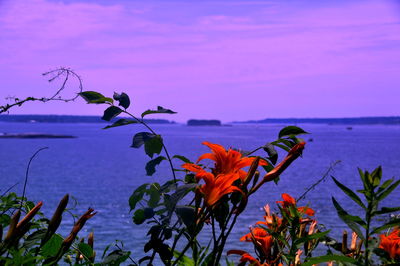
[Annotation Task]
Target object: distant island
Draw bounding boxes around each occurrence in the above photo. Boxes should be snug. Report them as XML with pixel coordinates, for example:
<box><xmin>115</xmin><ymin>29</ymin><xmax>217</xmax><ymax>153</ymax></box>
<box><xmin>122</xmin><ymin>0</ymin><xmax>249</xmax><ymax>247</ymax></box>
<box><xmin>0</xmin><ymin>133</ymin><xmax>76</xmax><ymax>139</ymax></box>
<box><xmin>0</xmin><ymin>115</ymin><xmax>175</xmax><ymax>124</ymax></box>
<box><xmin>187</xmin><ymin>119</ymin><xmax>221</xmax><ymax>126</ymax></box>
<box><xmin>234</xmin><ymin>117</ymin><xmax>400</xmax><ymax>125</ymax></box>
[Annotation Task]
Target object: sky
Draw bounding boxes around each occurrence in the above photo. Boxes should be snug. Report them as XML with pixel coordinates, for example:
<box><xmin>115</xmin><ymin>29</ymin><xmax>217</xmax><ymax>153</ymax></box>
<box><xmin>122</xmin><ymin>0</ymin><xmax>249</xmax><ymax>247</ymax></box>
<box><xmin>0</xmin><ymin>0</ymin><xmax>399</xmax><ymax>123</ymax></box>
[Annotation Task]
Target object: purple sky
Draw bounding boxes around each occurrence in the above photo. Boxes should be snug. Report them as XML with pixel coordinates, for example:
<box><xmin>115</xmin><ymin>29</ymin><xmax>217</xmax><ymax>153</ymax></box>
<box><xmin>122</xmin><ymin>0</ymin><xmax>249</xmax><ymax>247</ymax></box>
<box><xmin>1</xmin><ymin>0</ymin><xmax>399</xmax><ymax>122</ymax></box>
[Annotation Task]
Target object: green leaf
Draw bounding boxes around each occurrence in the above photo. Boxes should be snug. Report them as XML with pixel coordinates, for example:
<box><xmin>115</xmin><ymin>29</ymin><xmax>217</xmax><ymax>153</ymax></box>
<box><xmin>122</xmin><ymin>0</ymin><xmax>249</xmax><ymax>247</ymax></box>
<box><xmin>371</xmin><ymin>166</ymin><xmax>382</xmax><ymax>187</ymax></box>
<box><xmin>147</xmin><ymin>185</ymin><xmax>161</xmax><ymax>207</ymax></box>
<box><xmin>102</xmin><ymin>106</ymin><xmax>122</xmax><ymax>121</ymax></box>
<box><xmin>145</xmin><ymin>156</ymin><xmax>166</xmax><ymax>176</ymax></box>
<box><xmin>143</xmin><ymin>208</ymin><xmax>155</xmax><ymax>219</ymax></box>
<box><xmin>129</xmin><ymin>183</ymin><xmax>149</xmax><ymax>211</ymax></box>
<box><xmin>173</xmin><ymin>250</ymin><xmax>195</xmax><ymax>266</ymax></box>
<box><xmin>332</xmin><ymin>197</ymin><xmax>365</xmax><ymax>239</ymax></box>
<box><xmin>302</xmin><ymin>255</ymin><xmax>359</xmax><ymax>266</ymax></box>
<box><xmin>373</xmin><ymin>207</ymin><xmax>400</xmax><ymax>215</ymax></box>
<box><xmin>172</xmin><ymin>155</ymin><xmax>192</xmax><ymax>164</ymax></box>
<box><xmin>175</xmin><ymin>206</ymin><xmax>196</xmax><ymax>228</ymax></box>
<box><xmin>23</xmin><ymin>229</ymin><xmax>47</xmax><ymax>249</ymax></box>
<box><xmin>332</xmin><ymin>176</ymin><xmax>366</xmax><ymax>210</ymax></box>
<box><xmin>113</xmin><ymin>92</ymin><xmax>130</xmax><ymax>109</ymax></box>
<box><xmin>278</xmin><ymin>126</ymin><xmax>309</xmax><ymax>138</ymax></box>
<box><xmin>79</xmin><ymin>91</ymin><xmax>113</xmax><ymax>104</ymax></box>
<box><xmin>377</xmin><ymin>179</ymin><xmax>400</xmax><ymax>201</ymax></box>
<box><xmin>103</xmin><ymin>118</ymin><xmax>138</xmax><ymax>129</ymax></box>
<box><xmin>141</xmin><ymin>106</ymin><xmax>177</xmax><ymax>118</ymax></box>
<box><xmin>371</xmin><ymin>218</ymin><xmax>400</xmax><ymax>234</ymax></box>
<box><xmin>102</xmin><ymin>250</ymin><xmax>131</xmax><ymax>265</ymax></box>
<box><xmin>144</xmin><ymin>135</ymin><xmax>163</xmax><ymax>158</ymax></box>
<box><xmin>165</xmin><ymin>184</ymin><xmax>197</xmax><ymax>212</ymax></box>
<box><xmin>158</xmin><ymin>243</ymin><xmax>173</xmax><ymax>263</ymax></box>
<box><xmin>133</xmin><ymin>209</ymin><xmax>146</xmax><ymax>224</ymax></box>
<box><xmin>293</xmin><ymin>230</ymin><xmax>330</xmax><ymax>247</ymax></box>
<box><xmin>78</xmin><ymin>242</ymin><xmax>93</xmax><ymax>260</ymax></box>
<box><xmin>40</xmin><ymin>234</ymin><xmax>63</xmax><ymax>257</ymax></box>
<box><xmin>378</xmin><ymin>178</ymin><xmax>393</xmax><ymax>193</ymax></box>
<box><xmin>263</xmin><ymin>143</ymin><xmax>278</xmax><ymax>165</ymax></box>
<box><xmin>131</xmin><ymin>132</ymin><xmax>156</xmax><ymax>148</ymax></box>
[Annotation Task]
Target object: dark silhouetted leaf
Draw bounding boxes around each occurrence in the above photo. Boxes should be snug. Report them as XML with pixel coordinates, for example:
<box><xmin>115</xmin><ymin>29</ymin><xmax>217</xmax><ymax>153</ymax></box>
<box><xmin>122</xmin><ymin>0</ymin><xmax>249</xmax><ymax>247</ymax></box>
<box><xmin>144</xmin><ymin>135</ymin><xmax>163</xmax><ymax>158</ymax></box>
<box><xmin>377</xmin><ymin>179</ymin><xmax>400</xmax><ymax>201</ymax></box>
<box><xmin>148</xmin><ymin>185</ymin><xmax>161</xmax><ymax>208</ymax></box>
<box><xmin>143</xmin><ymin>208</ymin><xmax>155</xmax><ymax>219</ymax></box>
<box><xmin>133</xmin><ymin>209</ymin><xmax>146</xmax><ymax>224</ymax></box>
<box><xmin>278</xmin><ymin>126</ymin><xmax>309</xmax><ymax>138</ymax></box>
<box><xmin>102</xmin><ymin>250</ymin><xmax>131</xmax><ymax>265</ymax></box>
<box><xmin>373</xmin><ymin>207</ymin><xmax>400</xmax><ymax>215</ymax></box>
<box><xmin>80</xmin><ymin>91</ymin><xmax>113</xmax><ymax>104</ymax></box>
<box><xmin>158</xmin><ymin>243</ymin><xmax>173</xmax><ymax>263</ymax></box>
<box><xmin>131</xmin><ymin>132</ymin><xmax>156</xmax><ymax>148</ymax></box>
<box><xmin>141</xmin><ymin>106</ymin><xmax>177</xmax><ymax>118</ymax></box>
<box><xmin>102</xmin><ymin>106</ymin><xmax>122</xmax><ymax>121</ymax></box>
<box><xmin>294</xmin><ymin>230</ymin><xmax>330</xmax><ymax>247</ymax></box>
<box><xmin>113</xmin><ymin>92</ymin><xmax>130</xmax><ymax>109</ymax></box>
<box><xmin>103</xmin><ymin>118</ymin><xmax>138</xmax><ymax>129</ymax></box>
<box><xmin>371</xmin><ymin>218</ymin><xmax>400</xmax><ymax>234</ymax></box>
<box><xmin>332</xmin><ymin>176</ymin><xmax>366</xmax><ymax>210</ymax></box>
<box><xmin>332</xmin><ymin>197</ymin><xmax>365</xmax><ymax>239</ymax></box>
<box><xmin>145</xmin><ymin>156</ymin><xmax>166</xmax><ymax>176</ymax></box>
<box><xmin>176</xmin><ymin>206</ymin><xmax>196</xmax><ymax>228</ymax></box>
<box><xmin>129</xmin><ymin>183</ymin><xmax>149</xmax><ymax>211</ymax></box>
<box><xmin>263</xmin><ymin>143</ymin><xmax>278</xmax><ymax>164</ymax></box>
<box><xmin>172</xmin><ymin>155</ymin><xmax>192</xmax><ymax>163</ymax></box>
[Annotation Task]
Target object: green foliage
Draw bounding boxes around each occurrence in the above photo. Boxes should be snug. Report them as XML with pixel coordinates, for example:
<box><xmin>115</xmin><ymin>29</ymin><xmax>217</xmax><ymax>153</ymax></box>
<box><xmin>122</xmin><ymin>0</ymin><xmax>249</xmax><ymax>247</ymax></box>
<box><xmin>0</xmin><ymin>192</ymin><xmax>109</xmax><ymax>265</ymax></box>
<box><xmin>331</xmin><ymin>166</ymin><xmax>400</xmax><ymax>265</ymax></box>
<box><xmin>103</xmin><ymin>118</ymin><xmax>138</xmax><ymax>129</ymax></box>
<box><xmin>278</xmin><ymin>125</ymin><xmax>309</xmax><ymax>138</ymax></box>
<box><xmin>141</xmin><ymin>106</ymin><xmax>176</xmax><ymax>118</ymax></box>
<box><xmin>102</xmin><ymin>106</ymin><xmax>122</xmax><ymax>121</ymax></box>
<box><xmin>113</xmin><ymin>92</ymin><xmax>130</xmax><ymax>109</ymax></box>
<box><xmin>80</xmin><ymin>91</ymin><xmax>113</xmax><ymax>104</ymax></box>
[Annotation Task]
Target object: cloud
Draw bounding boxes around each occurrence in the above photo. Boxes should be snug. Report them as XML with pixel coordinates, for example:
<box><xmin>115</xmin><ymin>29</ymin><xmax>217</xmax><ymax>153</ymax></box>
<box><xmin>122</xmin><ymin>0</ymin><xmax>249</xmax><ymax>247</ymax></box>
<box><xmin>0</xmin><ymin>0</ymin><xmax>399</xmax><ymax>121</ymax></box>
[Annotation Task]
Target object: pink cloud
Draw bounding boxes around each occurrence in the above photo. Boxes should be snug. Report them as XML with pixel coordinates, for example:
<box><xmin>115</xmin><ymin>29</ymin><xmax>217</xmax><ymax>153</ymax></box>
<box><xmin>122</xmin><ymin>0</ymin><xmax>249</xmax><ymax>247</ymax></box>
<box><xmin>0</xmin><ymin>0</ymin><xmax>399</xmax><ymax>122</ymax></box>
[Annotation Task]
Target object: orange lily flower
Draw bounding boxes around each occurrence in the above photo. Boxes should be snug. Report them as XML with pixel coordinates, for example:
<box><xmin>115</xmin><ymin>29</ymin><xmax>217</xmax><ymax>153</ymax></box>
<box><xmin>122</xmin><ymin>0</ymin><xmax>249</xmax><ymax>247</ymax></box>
<box><xmin>379</xmin><ymin>228</ymin><xmax>400</xmax><ymax>260</ymax></box>
<box><xmin>256</xmin><ymin>204</ymin><xmax>282</xmax><ymax>230</ymax></box>
<box><xmin>227</xmin><ymin>250</ymin><xmax>265</xmax><ymax>266</ymax></box>
<box><xmin>197</xmin><ymin>172</ymin><xmax>243</xmax><ymax>206</ymax></box>
<box><xmin>241</xmin><ymin>227</ymin><xmax>274</xmax><ymax>259</ymax></box>
<box><xmin>276</xmin><ymin>193</ymin><xmax>315</xmax><ymax>216</ymax></box>
<box><xmin>183</xmin><ymin>142</ymin><xmax>267</xmax><ymax>181</ymax></box>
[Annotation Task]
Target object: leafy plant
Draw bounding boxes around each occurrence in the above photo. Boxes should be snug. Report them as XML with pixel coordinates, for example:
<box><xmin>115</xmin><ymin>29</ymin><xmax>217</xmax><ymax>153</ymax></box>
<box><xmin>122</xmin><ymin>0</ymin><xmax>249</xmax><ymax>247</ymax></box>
<box><xmin>330</xmin><ymin>167</ymin><xmax>400</xmax><ymax>265</ymax></box>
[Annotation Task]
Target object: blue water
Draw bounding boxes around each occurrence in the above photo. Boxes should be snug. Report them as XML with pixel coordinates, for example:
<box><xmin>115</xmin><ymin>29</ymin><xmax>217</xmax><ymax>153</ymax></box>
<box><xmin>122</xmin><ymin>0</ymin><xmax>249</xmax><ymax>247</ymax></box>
<box><xmin>1</xmin><ymin>122</ymin><xmax>399</xmax><ymax>261</ymax></box>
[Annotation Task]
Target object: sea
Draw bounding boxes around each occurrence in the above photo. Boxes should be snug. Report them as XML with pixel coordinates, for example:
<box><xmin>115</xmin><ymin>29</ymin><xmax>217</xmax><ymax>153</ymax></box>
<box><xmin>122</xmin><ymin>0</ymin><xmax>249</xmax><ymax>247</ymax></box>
<box><xmin>0</xmin><ymin>122</ymin><xmax>399</xmax><ymax>262</ymax></box>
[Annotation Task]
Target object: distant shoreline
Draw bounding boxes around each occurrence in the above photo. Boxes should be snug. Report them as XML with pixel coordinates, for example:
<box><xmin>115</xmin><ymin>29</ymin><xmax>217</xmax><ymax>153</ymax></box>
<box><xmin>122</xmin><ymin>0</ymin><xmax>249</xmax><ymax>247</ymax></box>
<box><xmin>233</xmin><ymin>116</ymin><xmax>400</xmax><ymax>125</ymax></box>
<box><xmin>0</xmin><ymin>115</ymin><xmax>399</xmax><ymax>125</ymax></box>
<box><xmin>0</xmin><ymin>115</ymin><xmax>174</xmax><ymax>124</ymax></box>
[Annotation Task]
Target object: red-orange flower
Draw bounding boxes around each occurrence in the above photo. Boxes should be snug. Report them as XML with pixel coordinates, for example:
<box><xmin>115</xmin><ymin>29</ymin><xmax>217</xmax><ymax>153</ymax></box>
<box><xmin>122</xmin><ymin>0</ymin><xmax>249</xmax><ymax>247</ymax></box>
<box><xmin>196</xmin><ymin>172</ymin><xmax>243</xmax><ymax>206</ymax></box>
<box><xmin>227</xmin><ymin>250</ymin><xmax>265</xmax><ymax>266</ymax></box>
<box><xmin>379</xmin><ymin>228</ymin><xmax>400</xmax><ymax>260</ymax></box>
<box><xmin>241</xmin><ymin>227</ymin><xmax>274</xmax><ymax>258</ymax></box>
<box><xmin>184</xmin><ymin>142</ymin><xmax>267</xmax><ymax>181</ymax></box>
<box><xmin>256</xmin><ymin>204</ymin><xmax>282</xmax><ymax>230</ymax></box>
<box><xmin>276</xmin><ymin>193</ymin><xmax>315</xmax><ymax>216</ymax></box>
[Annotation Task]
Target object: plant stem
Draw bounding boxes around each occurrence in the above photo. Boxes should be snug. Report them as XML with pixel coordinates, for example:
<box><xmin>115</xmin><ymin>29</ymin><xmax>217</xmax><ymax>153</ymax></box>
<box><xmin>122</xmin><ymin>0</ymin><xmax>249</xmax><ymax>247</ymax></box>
<box><xmin>365</xmin><ymin>203</ymin><xmax>372</xmax><ymax>266</ymax></box>
<box><xmin>213</xmin><ymin>212</ymin><xmax>240</xmax><ymax>264</ymax></box>
<box><xmin>124</xmin><ymin>110</ymin><xmax>177</xmax><ymax>183</ymax></box>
